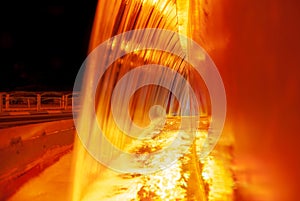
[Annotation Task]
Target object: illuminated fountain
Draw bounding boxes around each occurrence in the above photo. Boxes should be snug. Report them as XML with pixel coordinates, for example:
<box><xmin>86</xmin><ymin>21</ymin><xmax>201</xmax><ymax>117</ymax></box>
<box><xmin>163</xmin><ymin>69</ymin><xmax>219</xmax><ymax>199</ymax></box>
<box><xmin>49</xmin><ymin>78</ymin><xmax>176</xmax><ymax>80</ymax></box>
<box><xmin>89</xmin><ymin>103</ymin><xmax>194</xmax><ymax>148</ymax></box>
<box><xmin>70</xmin><ymin>0</ymin><xmax>233</xmax><ymax>201</ymax></box>
<box><xmin>6</xmin><ymin>1</ymin><xmax>298</xmax><ymax>200</ymax></box>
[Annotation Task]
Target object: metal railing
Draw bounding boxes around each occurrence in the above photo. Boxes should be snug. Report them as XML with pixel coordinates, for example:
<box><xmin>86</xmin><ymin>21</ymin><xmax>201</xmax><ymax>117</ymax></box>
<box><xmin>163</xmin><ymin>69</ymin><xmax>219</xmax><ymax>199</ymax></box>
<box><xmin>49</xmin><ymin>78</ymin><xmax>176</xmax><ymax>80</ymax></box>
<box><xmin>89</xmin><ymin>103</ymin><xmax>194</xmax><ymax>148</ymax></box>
<box><xmin>0</xmin><ymin>91</ymin><xmax>80</xmax><ymax>113</ymax></box>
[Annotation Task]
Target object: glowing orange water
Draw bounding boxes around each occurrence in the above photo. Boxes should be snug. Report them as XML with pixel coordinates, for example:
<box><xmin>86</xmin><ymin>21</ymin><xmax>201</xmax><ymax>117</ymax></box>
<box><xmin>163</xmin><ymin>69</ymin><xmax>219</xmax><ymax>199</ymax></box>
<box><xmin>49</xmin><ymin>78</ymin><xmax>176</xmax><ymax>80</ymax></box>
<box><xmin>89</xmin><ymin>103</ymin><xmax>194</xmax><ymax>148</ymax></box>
<box><xmin>70</xmin><ymin>0</ymin><xmax>228</xmax><ymax>200</ymax></box>
<box><xmin>5</xmin><ymin>0</ymin><xmax>300</xmax><ymax>200</ymax></box>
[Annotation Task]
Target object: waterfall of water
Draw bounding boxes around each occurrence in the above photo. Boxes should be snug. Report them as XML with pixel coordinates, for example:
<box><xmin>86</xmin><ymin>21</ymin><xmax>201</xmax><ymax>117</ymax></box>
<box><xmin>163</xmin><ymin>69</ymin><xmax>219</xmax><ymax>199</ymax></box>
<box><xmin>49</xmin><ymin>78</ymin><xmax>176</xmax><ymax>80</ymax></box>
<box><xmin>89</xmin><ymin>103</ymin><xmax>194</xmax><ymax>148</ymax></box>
<box><xmin>71</xmin><ymin>0</ymin><xmax>229</xmax><ymax>200</ymax></box>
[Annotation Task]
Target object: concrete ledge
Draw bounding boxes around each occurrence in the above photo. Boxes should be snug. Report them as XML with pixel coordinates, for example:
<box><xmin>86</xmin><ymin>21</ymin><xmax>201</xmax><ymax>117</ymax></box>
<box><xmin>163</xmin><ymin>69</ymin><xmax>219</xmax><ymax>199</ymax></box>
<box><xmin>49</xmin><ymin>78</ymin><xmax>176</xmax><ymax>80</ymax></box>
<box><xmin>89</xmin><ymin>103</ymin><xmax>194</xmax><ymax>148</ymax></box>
<box><xmin>0</xmin><ymin>127</ymin><xmax>75</xmax><ymax>200</ymax></box>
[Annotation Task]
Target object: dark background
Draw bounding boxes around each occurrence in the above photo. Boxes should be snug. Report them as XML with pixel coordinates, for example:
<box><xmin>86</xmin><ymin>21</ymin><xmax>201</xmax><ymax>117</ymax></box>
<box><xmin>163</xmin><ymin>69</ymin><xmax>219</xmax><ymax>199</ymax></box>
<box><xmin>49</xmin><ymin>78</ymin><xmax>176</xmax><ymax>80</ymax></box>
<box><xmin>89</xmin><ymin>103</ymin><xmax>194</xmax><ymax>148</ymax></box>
<box><xmin>0</xmin><ymin>0</ymin><xmax>98</xmax><ymax>91</ymax></box>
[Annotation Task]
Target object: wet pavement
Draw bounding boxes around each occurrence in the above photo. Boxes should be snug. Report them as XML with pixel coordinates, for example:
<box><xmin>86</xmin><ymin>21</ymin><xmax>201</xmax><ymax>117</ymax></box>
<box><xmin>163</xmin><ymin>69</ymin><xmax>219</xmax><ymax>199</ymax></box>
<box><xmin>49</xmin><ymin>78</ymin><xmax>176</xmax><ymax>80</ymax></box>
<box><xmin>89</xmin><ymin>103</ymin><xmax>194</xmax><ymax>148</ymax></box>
<box><xmin>8</xmin><ymin>117</ymin><xmax>235</xmax><ymax>201</ymax></box>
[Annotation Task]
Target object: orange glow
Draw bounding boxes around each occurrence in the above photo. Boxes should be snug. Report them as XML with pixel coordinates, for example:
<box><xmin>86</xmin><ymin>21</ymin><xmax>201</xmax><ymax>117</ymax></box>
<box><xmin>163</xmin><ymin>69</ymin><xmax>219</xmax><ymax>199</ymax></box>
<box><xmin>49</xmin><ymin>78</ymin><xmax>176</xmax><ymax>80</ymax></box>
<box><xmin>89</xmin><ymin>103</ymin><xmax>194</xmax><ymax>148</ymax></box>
<box><xmin>7</xmin><ymin>0</ymin><xmax>299</xmax><ymax>200</ymax></box>
<box><xmin>69</xmin><ymin>0</ymin><xmax>235</xmax><ymax>200</ymax></box>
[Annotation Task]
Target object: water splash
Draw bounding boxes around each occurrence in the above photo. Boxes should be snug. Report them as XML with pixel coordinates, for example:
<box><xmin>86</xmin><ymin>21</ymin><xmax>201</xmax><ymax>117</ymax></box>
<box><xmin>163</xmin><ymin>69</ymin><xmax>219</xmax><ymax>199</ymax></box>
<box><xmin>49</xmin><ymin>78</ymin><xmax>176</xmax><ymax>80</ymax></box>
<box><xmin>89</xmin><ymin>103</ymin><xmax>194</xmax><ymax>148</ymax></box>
<box><xmin>71</xmin><ymin>0</ymin><xmax>228</xmax><ymax>200</ymax></box>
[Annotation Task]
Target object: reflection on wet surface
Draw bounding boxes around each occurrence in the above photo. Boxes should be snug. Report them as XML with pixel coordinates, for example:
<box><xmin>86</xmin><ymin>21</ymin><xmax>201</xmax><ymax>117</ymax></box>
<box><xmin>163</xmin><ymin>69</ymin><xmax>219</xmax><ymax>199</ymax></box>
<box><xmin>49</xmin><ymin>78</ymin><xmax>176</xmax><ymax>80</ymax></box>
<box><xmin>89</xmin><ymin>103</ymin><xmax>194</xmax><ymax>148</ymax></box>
<box><xmin>80</xmin><ymin>117</ymin><xmax>234</xmax><ymax>201</ymax></box>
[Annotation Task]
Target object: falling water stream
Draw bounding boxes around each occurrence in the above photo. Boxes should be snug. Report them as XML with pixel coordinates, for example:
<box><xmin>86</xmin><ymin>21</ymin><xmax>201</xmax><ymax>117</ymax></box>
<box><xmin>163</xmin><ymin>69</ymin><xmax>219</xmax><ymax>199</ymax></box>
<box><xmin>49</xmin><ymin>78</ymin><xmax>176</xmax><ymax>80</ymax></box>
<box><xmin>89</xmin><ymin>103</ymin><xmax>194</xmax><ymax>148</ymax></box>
<box><xmin>71</xmin><ymin>0</ymin><xmax>234</xmax><ymax>200</ymax></box>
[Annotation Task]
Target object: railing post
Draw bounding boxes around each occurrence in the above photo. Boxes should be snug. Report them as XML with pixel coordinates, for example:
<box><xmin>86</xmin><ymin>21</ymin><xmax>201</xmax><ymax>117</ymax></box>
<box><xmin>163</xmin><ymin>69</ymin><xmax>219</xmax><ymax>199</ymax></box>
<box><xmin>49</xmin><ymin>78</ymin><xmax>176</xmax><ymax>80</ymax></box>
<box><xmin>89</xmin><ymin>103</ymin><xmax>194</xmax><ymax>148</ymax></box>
<box><xmin>64</xmin><ymin>95</ymin><xmax>68</xmax><ymax>110</ymax></box>
<box><xmin>0</xmin><ymin>93</ymin><xmax>3</xmax><ymax>113</ymax></box>
<box><xmin>61</xmin><ymin>95</ymin><xmax>65</xmax><ymax>108</ymax></box>
<box><xmin>37</xmin><ymin>94</ymin><xmax>41</xmax><ymax>111</ymax></box>
<box><xmin>27</xmin><ymin>98</ymin><xmax>30</xmax><ymax>109</ymax></box>
<box><xmin>5</xmin><ymin>94</ymin><xmax>9</xmax><ymax>110</ymax></box>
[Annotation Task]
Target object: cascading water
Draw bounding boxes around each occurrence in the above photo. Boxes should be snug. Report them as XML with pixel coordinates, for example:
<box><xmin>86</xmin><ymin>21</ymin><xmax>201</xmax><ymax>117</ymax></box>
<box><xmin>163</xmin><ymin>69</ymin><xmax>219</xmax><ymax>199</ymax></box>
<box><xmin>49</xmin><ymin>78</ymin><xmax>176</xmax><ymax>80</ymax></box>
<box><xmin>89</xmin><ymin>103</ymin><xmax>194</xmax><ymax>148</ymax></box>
<box><xmin>71</xmin><ymin>0</ymin><xmax>232</xmax><ymax>200</ymax></box>
<box><xmin>7</xmin><ymin>1</ymin><xmax>296</xmax><ymax>200</ymax></box>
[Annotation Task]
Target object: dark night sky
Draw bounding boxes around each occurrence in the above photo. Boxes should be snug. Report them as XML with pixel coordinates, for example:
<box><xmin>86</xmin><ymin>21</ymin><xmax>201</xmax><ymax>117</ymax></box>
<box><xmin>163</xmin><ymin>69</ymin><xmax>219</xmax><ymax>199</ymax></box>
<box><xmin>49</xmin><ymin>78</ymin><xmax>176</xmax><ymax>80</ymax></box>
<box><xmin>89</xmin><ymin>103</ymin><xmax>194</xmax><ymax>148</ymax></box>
<box><xmin>0</xmin><ymin>0</ymin><xmax>98</xmax><ymax>91</ymax></box>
